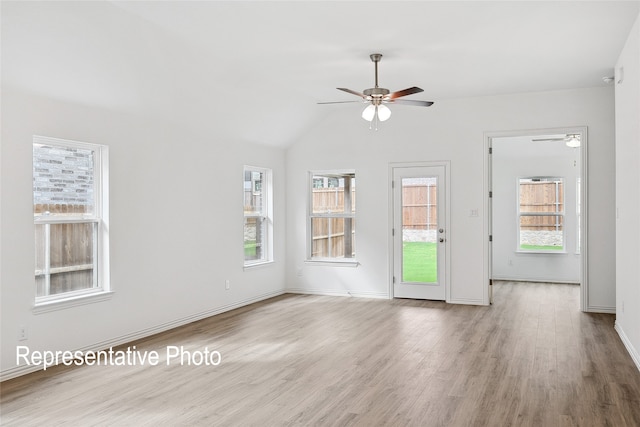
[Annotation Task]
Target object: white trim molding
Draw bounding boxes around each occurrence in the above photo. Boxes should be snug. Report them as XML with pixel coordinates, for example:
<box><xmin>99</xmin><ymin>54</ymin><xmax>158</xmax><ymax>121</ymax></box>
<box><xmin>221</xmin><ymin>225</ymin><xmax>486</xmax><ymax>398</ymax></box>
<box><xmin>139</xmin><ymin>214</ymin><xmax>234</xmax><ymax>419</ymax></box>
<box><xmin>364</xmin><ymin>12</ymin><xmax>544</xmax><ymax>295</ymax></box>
<box><xmin>615</xmin><ymin>321</ymin><xmax>640</xmax><ymax>373</ymax></box>
<box><xmin>285</xmin><ymin>288</ymin><xmax>388</xmax><ymax>299</ymax></box>
<box><xmin>485</xmin><ymin>127</ymin><xmax>591</xmax><ymax>311</ymax></box>
<box><xmin>388</xmin><ymin>161</ymin><xmax>452</xmax><ymax>303</ymax></box>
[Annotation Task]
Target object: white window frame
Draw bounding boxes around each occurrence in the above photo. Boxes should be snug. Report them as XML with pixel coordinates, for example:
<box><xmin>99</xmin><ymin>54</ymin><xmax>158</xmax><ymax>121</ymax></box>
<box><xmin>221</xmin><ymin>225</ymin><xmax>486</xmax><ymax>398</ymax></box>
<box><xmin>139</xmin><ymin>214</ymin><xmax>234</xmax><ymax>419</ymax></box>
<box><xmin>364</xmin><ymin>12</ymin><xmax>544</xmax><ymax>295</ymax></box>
<box><xmin>517</xmin><ymin>176</ymin><xmax>565</xmax><ymax>254</ymax></box>
<box><xmin>243</xmin><ymin>166</ymin><xmax>273</xmax><ymax>268</ymax></box>
<box><xmin>33</xmin><ymin>136</ymin><xmax>110</xmax><ymax>311</ymax></box>
<box><xmin>306</xmin><ymin>170</ymin><xmax>357</xmax><ymax>265</ymax></box>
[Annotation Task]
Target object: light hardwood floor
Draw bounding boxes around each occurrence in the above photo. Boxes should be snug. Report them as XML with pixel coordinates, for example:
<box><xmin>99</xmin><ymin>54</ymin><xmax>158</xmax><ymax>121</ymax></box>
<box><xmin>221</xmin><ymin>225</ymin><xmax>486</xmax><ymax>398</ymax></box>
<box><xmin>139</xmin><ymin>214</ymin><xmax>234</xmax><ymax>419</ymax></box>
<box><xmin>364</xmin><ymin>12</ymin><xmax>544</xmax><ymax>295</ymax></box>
<box><xmin>2</xmin><ymin>281</ymin><xmax>640</xmax><ymax>426</ymax></box>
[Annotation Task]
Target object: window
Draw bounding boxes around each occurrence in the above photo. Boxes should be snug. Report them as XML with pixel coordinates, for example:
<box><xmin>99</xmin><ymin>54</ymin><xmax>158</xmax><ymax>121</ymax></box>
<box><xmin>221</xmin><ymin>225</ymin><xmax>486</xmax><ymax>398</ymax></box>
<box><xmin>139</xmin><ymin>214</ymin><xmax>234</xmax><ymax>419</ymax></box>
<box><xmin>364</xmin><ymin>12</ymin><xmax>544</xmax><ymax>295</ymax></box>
<box><xmin>243</xmin><ymin>166</ymin><xmax>272</xmax><ymax>266</ymax></box>
<box><xmin>518</xmin><ymin>177</ymin><xmax>564</xmax><ymax>251</ymax></box>
<box><xmin>33</xmin><ymin>136</ymin><xmax>109</xmax><ymax>304</ymax></box>
<box><xmin>308</xmin><ymin>171</ymin><xmax>356</xmax><ymax>261</ymax></box>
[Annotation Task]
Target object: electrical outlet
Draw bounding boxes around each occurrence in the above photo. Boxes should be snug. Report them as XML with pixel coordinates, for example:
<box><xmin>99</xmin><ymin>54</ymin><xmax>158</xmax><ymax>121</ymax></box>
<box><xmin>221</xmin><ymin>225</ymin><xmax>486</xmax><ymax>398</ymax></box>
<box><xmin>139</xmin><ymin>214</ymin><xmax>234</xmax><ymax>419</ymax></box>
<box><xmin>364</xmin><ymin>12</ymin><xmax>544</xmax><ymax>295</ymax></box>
<box><xmin>225</xmin><ymin>280</ymin><xmax>230</xmax><ymax>290</ymax></box>
<box><xmin>18</xmin><ymin>325</ymin><xmax>27</xmax><ymax>341</ymax></box>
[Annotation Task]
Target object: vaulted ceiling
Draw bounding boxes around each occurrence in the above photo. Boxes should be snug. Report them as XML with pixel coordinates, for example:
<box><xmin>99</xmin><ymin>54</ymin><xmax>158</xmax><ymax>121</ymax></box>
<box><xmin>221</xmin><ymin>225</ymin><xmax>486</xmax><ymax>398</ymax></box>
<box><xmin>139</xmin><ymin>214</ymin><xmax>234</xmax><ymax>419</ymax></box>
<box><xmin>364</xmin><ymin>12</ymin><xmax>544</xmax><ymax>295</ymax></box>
<box><xmin>2</xmin><ymin>1</ymin><xmax>638</xmax><ymax>147</ymax></box>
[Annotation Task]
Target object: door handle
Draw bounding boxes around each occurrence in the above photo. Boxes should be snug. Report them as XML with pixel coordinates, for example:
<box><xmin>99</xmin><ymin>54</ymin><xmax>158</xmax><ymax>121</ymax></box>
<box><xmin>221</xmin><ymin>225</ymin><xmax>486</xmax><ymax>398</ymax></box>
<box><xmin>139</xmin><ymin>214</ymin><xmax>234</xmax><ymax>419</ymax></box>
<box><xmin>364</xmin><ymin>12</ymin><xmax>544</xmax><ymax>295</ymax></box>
<box><xmin>439</xmin><ymin>238</ymin><xmax>445</xmax><ymax>243</ymax></box>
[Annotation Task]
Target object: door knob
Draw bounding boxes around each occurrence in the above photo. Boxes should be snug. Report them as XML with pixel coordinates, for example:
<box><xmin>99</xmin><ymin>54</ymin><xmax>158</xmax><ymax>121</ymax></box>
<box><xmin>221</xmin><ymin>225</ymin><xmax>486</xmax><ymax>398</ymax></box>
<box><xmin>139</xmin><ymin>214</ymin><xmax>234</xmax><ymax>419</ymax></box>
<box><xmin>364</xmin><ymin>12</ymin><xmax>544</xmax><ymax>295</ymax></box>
<box><xmin>439</xmin><ymin>228</ymin><xmax>444</xmax><ymax>233</ymax></box>
<box><xmin>439</xmin><ymin>238</ymin><xmax>445</xmax><ymax>243</ymax></box>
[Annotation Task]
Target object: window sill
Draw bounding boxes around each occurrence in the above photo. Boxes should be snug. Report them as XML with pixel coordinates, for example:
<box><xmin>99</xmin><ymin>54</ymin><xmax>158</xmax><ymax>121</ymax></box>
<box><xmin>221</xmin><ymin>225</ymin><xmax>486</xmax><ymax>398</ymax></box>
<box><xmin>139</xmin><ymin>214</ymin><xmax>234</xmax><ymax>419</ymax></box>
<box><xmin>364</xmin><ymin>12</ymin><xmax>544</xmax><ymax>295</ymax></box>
<box><xmin>243</xmin><ymin>260</ymin><xmax>275</xmax><ymax>270</ymax></box>
<box><xmin>33</xmin><ymin>291</ymin><xmax>114</xmax><ymax>314</ymax></box>
<box><xmin>304</xmin><ymin>259</ymin><xmax>359</xmax><ymax>267</ymax></box>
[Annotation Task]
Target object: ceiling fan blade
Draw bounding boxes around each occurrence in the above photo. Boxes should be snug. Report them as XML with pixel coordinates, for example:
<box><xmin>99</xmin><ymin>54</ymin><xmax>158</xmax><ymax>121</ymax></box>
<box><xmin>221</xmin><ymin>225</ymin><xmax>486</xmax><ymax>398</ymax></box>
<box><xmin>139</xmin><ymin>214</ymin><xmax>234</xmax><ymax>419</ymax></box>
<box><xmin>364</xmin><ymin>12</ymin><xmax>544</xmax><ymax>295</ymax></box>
<box><xmin>390</xmin><ymin>99</ymin><xmax>434</xmax><ymax>107</ymax></box>
<box><xmin>389</xmin><ymin>86</ymin><xmax>424</xmax><ymax>99</ymax></box>
<box><xmin>337</xmin><ymin>87</ymin><xmax>366</xmax><ymax>98</ymax></box>
<box><xmin>317</xmin><ymin>101</ymin><xmax>362</xmax><ymax>104</ymax></box>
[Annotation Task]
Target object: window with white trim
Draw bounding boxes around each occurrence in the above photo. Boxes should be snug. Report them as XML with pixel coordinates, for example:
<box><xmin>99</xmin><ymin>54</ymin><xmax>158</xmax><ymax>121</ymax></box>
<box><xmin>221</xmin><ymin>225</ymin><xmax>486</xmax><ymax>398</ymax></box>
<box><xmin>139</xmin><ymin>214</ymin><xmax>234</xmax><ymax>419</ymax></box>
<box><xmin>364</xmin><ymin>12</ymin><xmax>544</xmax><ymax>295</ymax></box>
<box><xmin>308</xmin><ymin>171</ymin><xmax>356</xmax><ymax>261</ymax></box>
<box><xmin>243</xmin><ymin>166</ymin><xmax>273</xmax><ymax>266</ymax></box>
<box><xmin>518</xmin><ymin>177</ymin><xmax>564</xmax><ymax>252</ymax></box>
<box><xmin>33</xmin><ymin>136</ymin><xmax>109</xmax><ymax>303</ymax></box>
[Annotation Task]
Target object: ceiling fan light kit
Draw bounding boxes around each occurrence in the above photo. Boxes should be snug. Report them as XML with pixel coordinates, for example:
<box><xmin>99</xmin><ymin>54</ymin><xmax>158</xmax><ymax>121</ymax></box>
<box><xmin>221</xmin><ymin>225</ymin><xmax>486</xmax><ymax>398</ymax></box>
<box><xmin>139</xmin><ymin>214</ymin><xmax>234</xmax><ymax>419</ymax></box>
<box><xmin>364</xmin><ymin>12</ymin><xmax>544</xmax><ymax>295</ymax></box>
<box><xmin>532</xmin><ymin>134</ymin><xmax>581</xmax><ymax>148</ymax></box>
<box><xmin>565</xmin><ymin>135</ymin><xmax>581</xmax><ymax>148</ymax></box>
<box><xmin>319</xmin><ymin>53</ymin><xmax>433</xmax><ymax>130</ymax></box>
<box><xmin>362</xmin><ymin>103</ymin><xmax>391</xmax><ymax>123</ymax></box>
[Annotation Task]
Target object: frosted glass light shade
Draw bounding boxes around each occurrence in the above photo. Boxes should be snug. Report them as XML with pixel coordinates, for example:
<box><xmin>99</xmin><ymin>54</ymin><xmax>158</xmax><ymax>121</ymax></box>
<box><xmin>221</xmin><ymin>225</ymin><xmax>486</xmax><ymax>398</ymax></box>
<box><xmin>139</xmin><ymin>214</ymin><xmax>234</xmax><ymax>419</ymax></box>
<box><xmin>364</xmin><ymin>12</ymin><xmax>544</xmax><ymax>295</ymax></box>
<box><xmin>377</xmin><ymin>104</ymin><xmax>391</xmax><ymax>121</ymax></box>
<box><xmin>565</xmin><ymin>136</ymin><xmax>580</xmax><ymax>148</ymax></box>
<box><xmin>362</xmin><ymin>104</ymin><xmax>376</xmax><ymax>121</ymax></box>
<box><xmin>362</xmin><ymin>104</ymin><xmax>392</xmax><ymax>122</ymax></box>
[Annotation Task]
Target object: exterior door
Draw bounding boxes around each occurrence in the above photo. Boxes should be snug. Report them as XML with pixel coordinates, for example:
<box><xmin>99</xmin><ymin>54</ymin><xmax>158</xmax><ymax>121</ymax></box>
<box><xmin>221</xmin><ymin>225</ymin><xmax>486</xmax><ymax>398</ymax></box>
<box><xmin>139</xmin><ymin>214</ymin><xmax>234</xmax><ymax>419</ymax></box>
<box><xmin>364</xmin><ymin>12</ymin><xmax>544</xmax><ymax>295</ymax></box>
<box><xmin>393</xmin><ymin>165</ymin><xmax>447</xmax><ymax>300</ymax></box>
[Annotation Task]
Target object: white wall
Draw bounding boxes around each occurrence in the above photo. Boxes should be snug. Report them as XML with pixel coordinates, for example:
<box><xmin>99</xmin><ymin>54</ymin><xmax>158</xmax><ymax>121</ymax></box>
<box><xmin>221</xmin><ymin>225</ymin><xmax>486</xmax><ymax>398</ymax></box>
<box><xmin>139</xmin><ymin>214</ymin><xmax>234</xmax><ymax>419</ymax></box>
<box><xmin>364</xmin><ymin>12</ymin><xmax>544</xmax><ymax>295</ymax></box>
<box><xmin>0</xmin><ymin>0</ymin><xmax>287</xmax><ymax>380</ymax></box>
<box><xmin>492</xmin><ymin>136</ymin><xmax>581</xmax><ymax>283</ymax></box>
<box><xmin>286</xmin><ymin>86</ymin><xmax>616</xmax><ymax>310</ymax></box>
<box><xmin>615</xmin><ymin>13</ymin><xmax>640</xmax><ymax>371</ymax></box>
<box><xmin>0</xmin><ymin>90</ymin><xmax>287</xmax><ymax>379</ymax></box>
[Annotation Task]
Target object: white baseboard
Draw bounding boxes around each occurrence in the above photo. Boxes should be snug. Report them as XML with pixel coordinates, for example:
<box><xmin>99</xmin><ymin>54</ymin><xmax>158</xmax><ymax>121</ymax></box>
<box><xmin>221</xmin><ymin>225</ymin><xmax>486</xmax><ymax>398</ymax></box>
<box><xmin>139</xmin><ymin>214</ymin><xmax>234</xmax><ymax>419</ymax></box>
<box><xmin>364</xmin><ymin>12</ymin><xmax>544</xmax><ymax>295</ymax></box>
<box><xmin>615</xmin><ymin>321</ymin><xmax>640</xmax><ymax>373</ymax></box>
<box><xmin>585</xmin><ymin>305</ymin><xmax>616</xmax><ymax>314</ymax></box>
<box><xmin>287</xmin><ymin>287</ymin><xmax>490</xmax><ymax>305</ymax></box>
<box><xmin>286</xmin><ymin>287</ymin><xmax>389</xmax><ymax>299</ymax></box>
<box><xmin>492</xmin><ymin>276</ymin><xmax>580</xmax><ymax>285</ymax></box>
<box><xmin>448</xmin><ymin>297</ymin><xmax>487</xmax><ymax>305</ymax></box>
<box><xmin>1</xmin><ymin>290</ymin><xmax>285</xmax><ymax>382</ymax></box>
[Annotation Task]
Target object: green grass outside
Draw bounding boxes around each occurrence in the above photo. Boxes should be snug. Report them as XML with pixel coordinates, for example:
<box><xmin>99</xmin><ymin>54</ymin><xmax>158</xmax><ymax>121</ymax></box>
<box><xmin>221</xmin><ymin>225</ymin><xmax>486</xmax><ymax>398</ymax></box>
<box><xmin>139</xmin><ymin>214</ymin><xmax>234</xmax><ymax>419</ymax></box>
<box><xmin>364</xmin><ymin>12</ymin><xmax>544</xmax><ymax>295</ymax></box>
<box><xmin>244</xmin><ymin>241</ymin><xmax>257</xmax><ymax>257</ymax></box>
<box><xmin>403</xmin><ymin>242</ymin><xmax>437</xmax><ymax>283</ymax></box>
<box><xmin>519</xmin><ymin>244</ymin><xmax>563</xmax><ymax>251</ymax></box>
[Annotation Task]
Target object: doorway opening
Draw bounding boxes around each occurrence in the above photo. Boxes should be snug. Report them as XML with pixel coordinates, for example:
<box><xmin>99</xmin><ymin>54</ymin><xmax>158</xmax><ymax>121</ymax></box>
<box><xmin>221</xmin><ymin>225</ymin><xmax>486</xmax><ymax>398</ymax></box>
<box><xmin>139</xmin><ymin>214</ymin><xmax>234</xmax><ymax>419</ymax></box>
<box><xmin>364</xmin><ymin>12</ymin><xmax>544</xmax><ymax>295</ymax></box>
<box><xmin>486</xmin><ymin>128</ymin><xmax>588</xmax><ymax>310</ymax></box>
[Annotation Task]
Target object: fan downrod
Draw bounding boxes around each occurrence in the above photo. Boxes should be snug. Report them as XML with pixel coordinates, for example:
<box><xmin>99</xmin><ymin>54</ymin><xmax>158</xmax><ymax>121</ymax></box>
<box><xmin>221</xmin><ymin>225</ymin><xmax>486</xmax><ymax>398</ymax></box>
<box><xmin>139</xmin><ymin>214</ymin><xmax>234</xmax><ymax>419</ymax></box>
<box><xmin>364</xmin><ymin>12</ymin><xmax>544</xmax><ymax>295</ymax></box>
<box><xmin>369</xmin><ymin>53</ymin><xmax>383</xmax><ymax>88</ymax></box>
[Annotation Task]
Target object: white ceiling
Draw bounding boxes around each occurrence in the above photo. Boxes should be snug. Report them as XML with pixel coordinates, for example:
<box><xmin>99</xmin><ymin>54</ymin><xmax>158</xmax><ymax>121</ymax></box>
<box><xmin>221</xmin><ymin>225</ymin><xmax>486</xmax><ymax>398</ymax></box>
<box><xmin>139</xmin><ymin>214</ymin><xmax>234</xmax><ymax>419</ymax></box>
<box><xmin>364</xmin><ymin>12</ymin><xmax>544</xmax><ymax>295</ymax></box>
<box><xmin>2</xmin><ymin>1</ymin><xmax>638</xmax><ymax>147</ymax></box>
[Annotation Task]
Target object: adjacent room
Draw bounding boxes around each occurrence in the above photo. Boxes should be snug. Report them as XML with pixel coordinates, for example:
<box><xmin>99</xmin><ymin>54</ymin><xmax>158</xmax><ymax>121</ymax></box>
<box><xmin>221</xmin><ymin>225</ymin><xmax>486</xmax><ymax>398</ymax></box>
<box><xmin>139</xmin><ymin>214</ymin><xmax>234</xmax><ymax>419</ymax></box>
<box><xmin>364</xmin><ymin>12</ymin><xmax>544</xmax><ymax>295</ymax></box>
<box><xmin>2</xmin><ymin>1</ymin><xmax>640</xmax><ymax>424</ymax></box>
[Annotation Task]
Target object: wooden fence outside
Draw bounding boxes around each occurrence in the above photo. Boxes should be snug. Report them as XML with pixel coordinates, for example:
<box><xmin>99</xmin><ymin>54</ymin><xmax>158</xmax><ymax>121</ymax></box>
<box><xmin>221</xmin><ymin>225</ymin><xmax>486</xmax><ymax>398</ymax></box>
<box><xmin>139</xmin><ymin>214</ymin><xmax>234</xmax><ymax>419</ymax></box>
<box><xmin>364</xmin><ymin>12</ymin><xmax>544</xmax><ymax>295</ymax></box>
<box><xmin>311</xmin><ymin>188</ymin><xmax>356</xmax><ymax>214</ymax></box>
<box><xmin>402</xmin><ymin>184</ymin><xmax>438</xmax><ymax>230</ymax></box>
<box><xmin>34</xmin><ymin>204</ymin><xmax>95</xmax><ymax>296</ymax></box>
<box><xmin>519</xmin><ymin>181</ymin><xmax>564</xmax><ymax>231</ymax></box>
<box><xmin>311</xmin><ymin>217</ymin><xmax>355</xmax><ymax>258</ymax></box>
<box><xmin>311</xmin><ymin>188</ymin><xmax>355</xmax><ymax>258</ymax></box>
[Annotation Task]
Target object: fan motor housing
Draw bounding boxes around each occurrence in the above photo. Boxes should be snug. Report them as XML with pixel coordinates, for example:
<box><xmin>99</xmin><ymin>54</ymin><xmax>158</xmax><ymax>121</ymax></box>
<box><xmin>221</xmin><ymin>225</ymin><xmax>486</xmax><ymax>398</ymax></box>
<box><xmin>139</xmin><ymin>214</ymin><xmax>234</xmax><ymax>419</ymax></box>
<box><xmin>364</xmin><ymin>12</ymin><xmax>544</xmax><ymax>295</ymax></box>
<box><xmin>363</xmin><ymin>87</ymin><xmax>390</xmax><ymax>97</ymax></box>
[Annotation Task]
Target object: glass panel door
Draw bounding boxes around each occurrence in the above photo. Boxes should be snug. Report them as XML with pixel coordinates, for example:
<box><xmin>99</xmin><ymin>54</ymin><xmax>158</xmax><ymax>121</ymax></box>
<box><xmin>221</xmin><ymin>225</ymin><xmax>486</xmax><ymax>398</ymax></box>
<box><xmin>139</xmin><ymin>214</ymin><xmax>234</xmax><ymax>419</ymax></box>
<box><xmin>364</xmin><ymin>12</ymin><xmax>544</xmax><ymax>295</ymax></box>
<box><xmin>393</xmin><ymin>165</ymin><xmax>447</xmax><ymax>300</ymax></box>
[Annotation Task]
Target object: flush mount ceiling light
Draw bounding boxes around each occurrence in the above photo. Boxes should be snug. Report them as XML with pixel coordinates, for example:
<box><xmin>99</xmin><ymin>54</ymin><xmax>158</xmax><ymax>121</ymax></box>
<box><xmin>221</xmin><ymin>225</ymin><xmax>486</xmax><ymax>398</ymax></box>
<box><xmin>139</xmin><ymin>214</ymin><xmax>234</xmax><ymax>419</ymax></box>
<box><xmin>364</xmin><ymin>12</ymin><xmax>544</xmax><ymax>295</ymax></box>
<box><xmin>318</xmin><ymin>53</ymin><xmax>434</xmax><ymax>130</ymax></box>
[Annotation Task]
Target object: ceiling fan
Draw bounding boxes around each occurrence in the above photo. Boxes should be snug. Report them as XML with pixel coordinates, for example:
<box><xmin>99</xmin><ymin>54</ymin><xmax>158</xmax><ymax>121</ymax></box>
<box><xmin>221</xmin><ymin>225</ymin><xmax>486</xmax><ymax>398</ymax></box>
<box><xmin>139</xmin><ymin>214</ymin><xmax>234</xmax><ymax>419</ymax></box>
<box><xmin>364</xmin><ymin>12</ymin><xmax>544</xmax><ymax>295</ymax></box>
<box><xmin>318</xmin><ymin>53</ymin><xmax>433</xmax><ymax>129</ymax></box>
<box><xmin>532</xmin><ymin>134</ymin><xmax>581</xmax><ymax>148</ymax></box>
